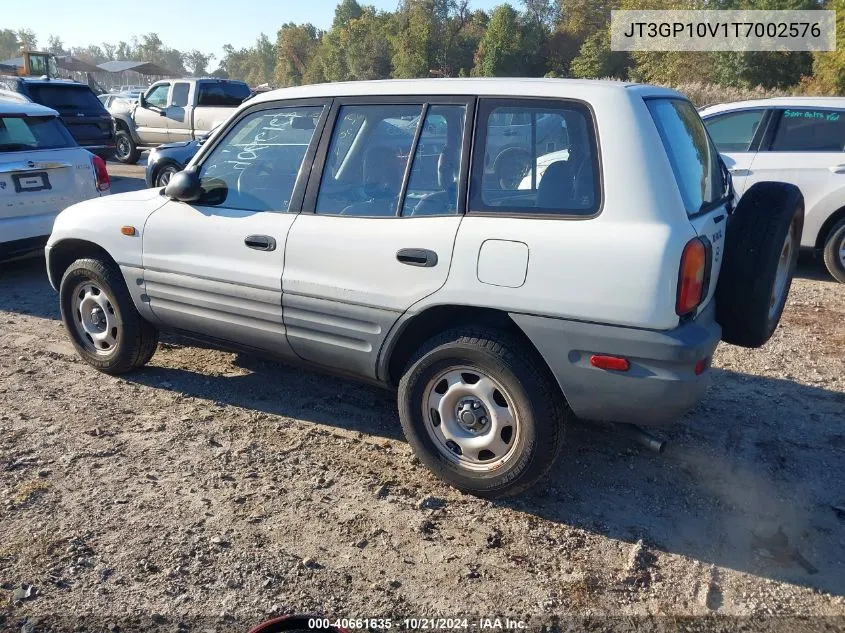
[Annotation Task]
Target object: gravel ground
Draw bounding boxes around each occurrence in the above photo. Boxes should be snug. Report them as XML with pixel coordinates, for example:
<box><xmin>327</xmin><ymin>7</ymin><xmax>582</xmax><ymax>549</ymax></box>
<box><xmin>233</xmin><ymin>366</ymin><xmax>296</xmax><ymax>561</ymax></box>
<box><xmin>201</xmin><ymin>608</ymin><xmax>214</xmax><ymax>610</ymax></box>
<box><xmin>1</xmin><ymin>166</ymin><xmax>844</xmax><ymax>632</ymax></box>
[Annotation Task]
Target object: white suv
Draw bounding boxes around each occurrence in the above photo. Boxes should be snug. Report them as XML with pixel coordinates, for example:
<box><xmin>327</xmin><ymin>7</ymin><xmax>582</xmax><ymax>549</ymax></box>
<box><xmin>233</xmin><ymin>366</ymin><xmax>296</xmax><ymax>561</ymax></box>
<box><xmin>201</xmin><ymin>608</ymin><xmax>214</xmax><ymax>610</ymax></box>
<box><xmin>45</xmin><ymin>79</ymin><xmax>802</xmax><ymax>497</ymax></box>
<box><xmin>1</xmin><ymin>98</ymin><xmax>110</xmax><ymax>259</ymax></box>
<box><xmin>701</xmin><ymin>97</ymin><xmax>845</xmax><ymax>283</ymax></box>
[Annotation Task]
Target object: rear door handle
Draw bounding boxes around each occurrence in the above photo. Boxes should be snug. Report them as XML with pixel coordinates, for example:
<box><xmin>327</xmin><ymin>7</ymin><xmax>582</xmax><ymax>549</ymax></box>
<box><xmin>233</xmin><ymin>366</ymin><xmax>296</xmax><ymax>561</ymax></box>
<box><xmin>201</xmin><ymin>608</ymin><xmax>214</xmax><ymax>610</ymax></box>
<box><xmin>244</xmin><ymin>235</ymin><xmax>276</xmax><ymax>251</ymax></box>
<box><xmin>397</xmin><ymin>248</ymin><xmax>438</xmax><ymax>267</ymax></box>
<box><xmin>729</xmin><ymin>168</ymin><xmax>751</xmax><ymax>176</ymax></box>
<box><xmin>829</xmin><ymin>164</ymin><xmax>845</xmax><ymax>174</ymax></box>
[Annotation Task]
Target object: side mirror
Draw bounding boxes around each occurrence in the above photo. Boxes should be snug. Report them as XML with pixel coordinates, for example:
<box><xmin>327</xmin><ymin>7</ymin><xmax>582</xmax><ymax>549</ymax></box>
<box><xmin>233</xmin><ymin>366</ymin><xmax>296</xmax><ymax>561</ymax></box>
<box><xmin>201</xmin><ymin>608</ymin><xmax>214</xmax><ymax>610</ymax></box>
<box><xmin>164</xmin><ymin>168</ymin><xmax>201</xmax><ymax>202</ymax></box>
<box><xmin>138</xmin><ymin>93</ymin><xmax>147</xmax><ymax>108</ymax></box>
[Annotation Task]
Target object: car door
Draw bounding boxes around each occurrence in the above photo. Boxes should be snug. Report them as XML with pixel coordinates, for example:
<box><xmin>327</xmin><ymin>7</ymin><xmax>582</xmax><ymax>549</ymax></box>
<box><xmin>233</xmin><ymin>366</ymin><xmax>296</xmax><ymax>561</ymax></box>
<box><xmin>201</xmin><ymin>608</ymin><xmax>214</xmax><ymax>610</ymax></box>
<box><xmin>135</xmin><ymin>82</ymin><xmax>171</xmax><ymax>145</ymax></box>
<box><xmin>165</xmin><ymin>81</ymin><xmax>192</xmax><ymax>142</ymax></box>
<box><xmin>282</xmin><ymin>97</ymin><xmax>473</xmax><ymax>378</ymax></box>
<box><xmin>703</xmin><ymin>108</ymin><xmax>767</xmax><ymax>196</ymax></box>
<box><xmin>739</xmin><ymin>106</ymin><xmax>845</xmax><ymax>248</ymax></box>
<box><xmin>141</xmin><ymin>100</ymin><xmax>329</xmax><ymax>357</ymax></box>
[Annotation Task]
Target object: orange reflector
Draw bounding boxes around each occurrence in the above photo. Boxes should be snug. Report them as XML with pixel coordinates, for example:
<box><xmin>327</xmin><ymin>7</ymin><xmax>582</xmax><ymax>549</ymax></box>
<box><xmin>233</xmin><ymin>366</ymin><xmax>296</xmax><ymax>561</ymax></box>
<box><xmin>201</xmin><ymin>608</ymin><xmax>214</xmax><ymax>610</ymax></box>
<box><xmin>121</xmin><ymin>226</ymin><xmax>136</xmax><ymax>236</ymax></box>
<box><xmin>694</xmin><ymin>358</ymin><xmax>709</xmax><ymax>376</ymax></box>
<box><xmin>590</xmin><ymin>355</ymin><xmax>630</xmax><ymax>372</ymax></box>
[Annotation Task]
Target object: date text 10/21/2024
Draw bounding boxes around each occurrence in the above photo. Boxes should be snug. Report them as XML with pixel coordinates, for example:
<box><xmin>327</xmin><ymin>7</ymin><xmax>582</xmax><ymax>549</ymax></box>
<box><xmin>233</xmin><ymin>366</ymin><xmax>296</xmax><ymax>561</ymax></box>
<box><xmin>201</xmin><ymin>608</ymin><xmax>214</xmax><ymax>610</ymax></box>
<box><xmin>306</xmin><ymin>618</ymin><xmax>529</xmax><ymax>630</ymax></box>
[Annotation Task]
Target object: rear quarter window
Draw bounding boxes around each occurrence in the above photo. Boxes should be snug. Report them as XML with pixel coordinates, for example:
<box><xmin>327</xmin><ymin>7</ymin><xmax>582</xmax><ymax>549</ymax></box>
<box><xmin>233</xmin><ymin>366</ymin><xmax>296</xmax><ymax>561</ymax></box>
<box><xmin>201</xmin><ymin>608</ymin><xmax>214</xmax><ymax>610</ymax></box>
<box><xmin>197</xmin><ymin>82</ymin><xmax>250</xmax><ymax>107</ymax></box>
<box><xmin>770</xmin><ymin>108</ymin><xmax>845</xmax><ymax>152</ymax></box>
<box><xmin>647</xmin><ymin>98</ymin><xmax>726</xmax><ymax>216</ymax></box>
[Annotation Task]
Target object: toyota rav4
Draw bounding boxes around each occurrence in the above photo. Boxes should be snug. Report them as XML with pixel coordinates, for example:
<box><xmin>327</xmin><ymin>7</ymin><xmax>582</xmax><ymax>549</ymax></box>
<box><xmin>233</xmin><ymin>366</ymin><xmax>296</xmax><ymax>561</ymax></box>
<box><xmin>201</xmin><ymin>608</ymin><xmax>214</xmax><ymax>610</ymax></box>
<box><xmin>45</xmin><ymin>79</ymin><xmax>803</xmax><ymax>497</ymax></box>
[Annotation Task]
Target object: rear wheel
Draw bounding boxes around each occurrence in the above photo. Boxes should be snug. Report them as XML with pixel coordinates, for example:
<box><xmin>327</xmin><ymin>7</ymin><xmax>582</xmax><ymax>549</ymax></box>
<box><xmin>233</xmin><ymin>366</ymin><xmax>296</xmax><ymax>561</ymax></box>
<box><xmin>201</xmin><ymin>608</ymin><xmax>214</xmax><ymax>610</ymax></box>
<box><xmin>60</xmin><ymin>258</ymin><xmax>158</xmax><ymax>374</ymax></box>
<box><xmin>115</xmin><ymin>130</ymin><xmax>141</xmax><ymax>165</ymax></box>
<box><xmin>716</xmin><ymin>182</ymin><xmax>804</xmax><ymax>348</ymax></box>
<box><xmin>398</xmin><ymin>327</ymin><xmax>568</xmax><ymax>498</ymax></box>
<box><xmin>822</xmin><ymin>218</ymin><xmax>845</xmax><ymax>284</ymax></box>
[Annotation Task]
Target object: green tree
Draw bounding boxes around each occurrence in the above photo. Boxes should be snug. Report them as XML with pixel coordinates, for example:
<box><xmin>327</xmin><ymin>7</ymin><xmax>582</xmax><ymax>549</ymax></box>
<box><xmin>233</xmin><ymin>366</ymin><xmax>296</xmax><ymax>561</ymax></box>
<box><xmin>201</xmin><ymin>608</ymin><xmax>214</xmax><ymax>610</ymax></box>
<box><xmin>811</xmin><ymin>0</ymin><xmax>845</xmax><ymax>93</ymax></box>
<box><xmin>332</xmin><ymin>0</ymin><xmax>364</xmax><ymax>29</ymax></box>
<box><xmin>569</xmin><ymin>27</ymin><xmax>630</xmax><ymax>78</ymax></box>
<box><xmin>275</xmin><ymin>23</ymin><xmax>321</xmax><ymax>86</ymax></box>
<box><xmin>183</xmin><ymin>50</ymin><xmax>215</xmax><ymax>76</ymax></box>
<box><xmin>46</xmin><ymin>35</ymin><xmax>67</xmax><ymax>56</ymax></box>
<box><xmin>0</xmin><ymin>29</ymin><xmax>19</xmax><ymax>60</ymax></box>
<box><xmin>472</xmin><ymin>4</ymin><xmax>526</xmax><ymax>76</ymax></box>
<box><xmin>15</xmin><ymin>29</ymin><xmax>37</xmax><ymax>51</ymax></box>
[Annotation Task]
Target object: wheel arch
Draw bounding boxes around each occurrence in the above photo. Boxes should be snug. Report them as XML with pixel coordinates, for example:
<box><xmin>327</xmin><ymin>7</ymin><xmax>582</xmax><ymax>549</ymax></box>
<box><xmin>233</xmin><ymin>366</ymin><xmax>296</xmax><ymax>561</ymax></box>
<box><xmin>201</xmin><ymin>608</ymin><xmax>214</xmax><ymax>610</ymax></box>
<box><xmin>815</xmin><ymin>205</ymin><xmax>845</xmax><ymax>250</ymax></box>
<box><xmin>380</xmin><ymin>304</ymin><xmax>567</xmax><ymax>402</ymax></box>
<box><xmin>112</xmin><ymin>115</ymin><xmax>140</xmax><ymax>143</ymax></box>
<box><xmin>47</xmin><ymin>238</ymin><xmax>118</xmax><ymax>291</ymax></box>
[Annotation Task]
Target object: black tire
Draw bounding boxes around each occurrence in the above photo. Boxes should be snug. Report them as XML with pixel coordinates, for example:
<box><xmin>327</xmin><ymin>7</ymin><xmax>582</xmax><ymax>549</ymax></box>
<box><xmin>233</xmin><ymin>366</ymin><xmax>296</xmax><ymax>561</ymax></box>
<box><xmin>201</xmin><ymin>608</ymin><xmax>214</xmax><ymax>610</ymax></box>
<box><xmin>59</xmin><ymin>258</ymin><xmax>159</xmax><ymax>374</ymax></box>
<box><xmin>822</xmin><ymin>217</ymin><xmax>845</xmax><ymax>284</ymax></box>
<box><xmin>114</xmin><ymin>129</ymin><xmax>141</xmax><ymax>165</ymax></box>
<box><xmin>154</xmin><ymin>163</ymin><xmax>180</xmax><ymax>188</ymax></box>
<box><xmin>716</xmin><ymin>182</ymin><xmax>804</xmax><ymax>348</ymax></box>
<box><xmin>397</xmin><ymin>327</ymin><xmax>568</xmax><ymax>499</ymax></box>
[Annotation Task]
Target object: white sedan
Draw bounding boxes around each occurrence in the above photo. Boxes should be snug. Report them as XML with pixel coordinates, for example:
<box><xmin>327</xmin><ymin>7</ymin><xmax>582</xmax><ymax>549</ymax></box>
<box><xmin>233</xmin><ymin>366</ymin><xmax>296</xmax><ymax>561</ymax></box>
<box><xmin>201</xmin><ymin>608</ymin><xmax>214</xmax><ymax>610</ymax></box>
<box><xmin>0</xmin><ymin>97</ymin><xmax>110</xmax><ymax>260</ymax></box>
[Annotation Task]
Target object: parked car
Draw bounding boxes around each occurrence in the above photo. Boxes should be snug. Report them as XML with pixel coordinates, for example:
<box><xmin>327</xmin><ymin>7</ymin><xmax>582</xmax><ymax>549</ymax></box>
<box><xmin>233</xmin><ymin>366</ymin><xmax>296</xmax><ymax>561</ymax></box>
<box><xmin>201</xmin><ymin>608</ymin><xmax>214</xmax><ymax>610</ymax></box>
<box><xmin>111</xmin><ymin>78</ymin><xmax>250</xmax><ymax>164</ymax></box>
<box><xmin>1</xmin><ymin>97</ymin><xmax>109</xmax><ymax>259</ymax></box>
<box><xmin>701</xmin><ymin>97</ymin><xmax>845</xmax><ymax>283</ymax></box>
<box><xmin>145</xmin><ymin>126</ymin><xmax>219</xmax><ymax>188</ymax></box>
<box><xmin>98</xmin><ymin>92</ymin><xmax>133</xmax><ymax>113</ymax></box>
<box><xmin>0</xmin><ymin>76</ymin><xmax>116</xmax><ymax>159</ymax></box>
<box><xmin>45</xmin><ymin>79</ymin><xmax>802</xmax><ymax>497</ymax></box>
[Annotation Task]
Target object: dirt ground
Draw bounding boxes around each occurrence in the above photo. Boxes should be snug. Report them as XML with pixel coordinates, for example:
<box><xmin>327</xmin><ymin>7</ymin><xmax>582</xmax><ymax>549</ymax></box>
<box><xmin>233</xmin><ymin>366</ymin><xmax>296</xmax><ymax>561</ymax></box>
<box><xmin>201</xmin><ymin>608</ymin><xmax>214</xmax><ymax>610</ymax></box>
<box><xmin>1</xmin><ymin>164</ymin><xmax>844</xmax><ymax>632</ymax></box>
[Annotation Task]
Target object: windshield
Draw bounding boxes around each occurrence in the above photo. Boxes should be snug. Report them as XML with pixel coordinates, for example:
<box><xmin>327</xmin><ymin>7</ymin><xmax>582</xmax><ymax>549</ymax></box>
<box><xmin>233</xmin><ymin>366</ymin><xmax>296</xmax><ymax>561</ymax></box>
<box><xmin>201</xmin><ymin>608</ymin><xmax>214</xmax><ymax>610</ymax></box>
<box><xmin>0</xmin><ymin>114</ymin><xmax>76</xmax><ymax>151</ymax></box>
<box><xmin>25</xmin><ymin>84</ymin><xmax>105</xmax><ymax>113</ymax></box>
<box><xmin>647</xmin><ymin>98</ymin><xmax>726</xmax><ymax>215</ymax></box>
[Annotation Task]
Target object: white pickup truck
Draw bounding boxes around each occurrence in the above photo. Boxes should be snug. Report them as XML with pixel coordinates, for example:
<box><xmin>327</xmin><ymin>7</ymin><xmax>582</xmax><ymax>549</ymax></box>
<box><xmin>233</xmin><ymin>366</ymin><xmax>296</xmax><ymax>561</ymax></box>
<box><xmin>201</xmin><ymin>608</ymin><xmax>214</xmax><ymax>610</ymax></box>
<box><xmin>111</xmin><ymin>78</ymin><xmax>250</xmax><ymax>164</ymax></box>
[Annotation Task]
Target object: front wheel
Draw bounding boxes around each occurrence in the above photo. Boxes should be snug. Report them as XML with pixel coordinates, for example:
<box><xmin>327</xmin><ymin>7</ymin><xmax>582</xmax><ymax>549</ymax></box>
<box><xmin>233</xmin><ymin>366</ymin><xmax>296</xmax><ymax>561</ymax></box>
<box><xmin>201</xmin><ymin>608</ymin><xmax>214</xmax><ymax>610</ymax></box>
<box><xmin>60</xmin><ymin>258</ymin><xmax>159</xmax><ymax>374</ymax></box>
<box><xmin>822</xmin><ymin>218</ymin><xmax>845</xmax><ymax>284</ymax></box>
<box><xmin>114</xmin><ymin>130</ymin><xmax>141</xmax><ymax>165</ymax></box>
<box><xmin>398</xmin><ymin>328</ymin><xmax>568</xmax><ymax>498</ymax></box>
<box><xmin>154</xmin><ymin>163</ymin><xmax>180</xmax><ymax>188</ymax></box>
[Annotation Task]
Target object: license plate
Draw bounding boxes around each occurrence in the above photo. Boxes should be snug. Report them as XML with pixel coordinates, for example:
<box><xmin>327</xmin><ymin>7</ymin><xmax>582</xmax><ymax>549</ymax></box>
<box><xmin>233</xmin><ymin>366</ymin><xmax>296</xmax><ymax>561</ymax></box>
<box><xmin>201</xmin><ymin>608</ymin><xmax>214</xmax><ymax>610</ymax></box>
<box><xmin>13</xmin><ymin>172</ymin><xmax>51</xmax><ymax>193</ymax></box>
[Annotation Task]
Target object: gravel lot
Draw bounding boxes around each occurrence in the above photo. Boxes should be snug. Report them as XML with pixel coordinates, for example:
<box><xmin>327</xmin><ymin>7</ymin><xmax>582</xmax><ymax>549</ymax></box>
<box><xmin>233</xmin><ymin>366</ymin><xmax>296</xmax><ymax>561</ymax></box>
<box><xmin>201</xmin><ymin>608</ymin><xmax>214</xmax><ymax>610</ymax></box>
<box><xmin>1</xmin><ymin>164</ymin><xmax>844</xmax><ymax>631</ymax></box>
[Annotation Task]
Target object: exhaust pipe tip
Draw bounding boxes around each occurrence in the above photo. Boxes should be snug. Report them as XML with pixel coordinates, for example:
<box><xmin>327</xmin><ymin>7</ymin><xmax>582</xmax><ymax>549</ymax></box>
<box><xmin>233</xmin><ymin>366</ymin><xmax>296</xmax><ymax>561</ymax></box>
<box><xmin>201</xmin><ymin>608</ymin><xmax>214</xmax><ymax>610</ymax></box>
<box><xmin>615</xmin><ymin>423</ymin><xmax>667</xmax><ymax>454</ymax></box>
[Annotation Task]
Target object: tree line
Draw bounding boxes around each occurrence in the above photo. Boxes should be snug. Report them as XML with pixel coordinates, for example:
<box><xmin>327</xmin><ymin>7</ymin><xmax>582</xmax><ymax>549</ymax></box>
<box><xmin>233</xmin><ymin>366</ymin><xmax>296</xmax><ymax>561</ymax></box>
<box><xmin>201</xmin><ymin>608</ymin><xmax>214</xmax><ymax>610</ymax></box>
<box><xmin>4</xmin><ymin>0</ymin><xmax>845</xmax><ymax>95</ymax></box>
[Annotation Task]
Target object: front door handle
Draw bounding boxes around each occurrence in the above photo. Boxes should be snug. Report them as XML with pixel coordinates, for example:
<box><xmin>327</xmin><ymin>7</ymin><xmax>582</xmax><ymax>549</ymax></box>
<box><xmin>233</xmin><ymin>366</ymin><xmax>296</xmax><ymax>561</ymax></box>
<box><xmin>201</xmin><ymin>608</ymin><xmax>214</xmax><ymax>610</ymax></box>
<box><xmin>397</xmin><ymin>248</ymin><xmax>438</xmax><ymax>267</ymax></box>
<box><xmin>244</xmin><ymin>235</ymin><xmax>276</xmax><ymax>251</ymax></box>
<box><xmin>729</xmin><ymin>168</ymin><xmax>751</xmax><ymax>177</ymax></box>
<box><xmin>829</xmin><ymin>164</ymin><xmax>845</xmax><ymax>174</ymax></box>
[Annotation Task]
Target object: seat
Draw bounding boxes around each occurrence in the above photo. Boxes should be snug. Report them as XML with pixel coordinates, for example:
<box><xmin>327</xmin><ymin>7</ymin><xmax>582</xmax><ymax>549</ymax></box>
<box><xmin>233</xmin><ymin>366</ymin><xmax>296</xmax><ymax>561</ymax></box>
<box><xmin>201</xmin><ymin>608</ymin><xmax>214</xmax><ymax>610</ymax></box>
<box><xmin>340</xmin><ymin>145</ymin><xmax>405</xmax><ymax>216</ymax></box>
<box><xmin>410</xmin><ymin>145</ymin><xmax>459</xmax><ymax>216</ymax></box>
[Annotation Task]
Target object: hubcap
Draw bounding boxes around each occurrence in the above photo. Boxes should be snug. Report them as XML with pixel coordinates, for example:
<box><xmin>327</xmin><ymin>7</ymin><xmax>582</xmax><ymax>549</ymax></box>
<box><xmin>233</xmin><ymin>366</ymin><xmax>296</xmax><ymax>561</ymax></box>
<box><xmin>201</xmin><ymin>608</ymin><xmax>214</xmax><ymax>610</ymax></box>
<box><xmin>71</xmin><ymin>282</ymin><xmax>120</xmax><ymax>354</ymax></box>
<box><xmin>158</xmin><ymin>168</ymin><xmax>175</xmax><ymax>186</ymax></box>
<box><xmin>769</xmin><ymin>218</ymin><xmax>797</xmax><ymax>320</ymax></box>
<box><xmin>116</xmin><ymin>137</ymin><xmax>129</xmax><ymax>159</ymax></box>
<box><xmin>422</xmin><ymin>366</ymin><xmax>520</xmax><ymax>472</ymax></box>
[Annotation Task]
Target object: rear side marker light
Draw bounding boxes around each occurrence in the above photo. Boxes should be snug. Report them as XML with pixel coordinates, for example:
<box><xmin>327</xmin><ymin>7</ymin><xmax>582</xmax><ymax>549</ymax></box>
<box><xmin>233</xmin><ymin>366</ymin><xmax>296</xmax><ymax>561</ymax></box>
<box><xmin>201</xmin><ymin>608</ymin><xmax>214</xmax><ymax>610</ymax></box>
<box><xmin>590</xmin><ymin>355</ymin><xmax>630</xmax><ymax>372</ymax></box>
<box><xmin>91</xmin><ymin>154</ymin><xmax>110</xmax><ymax>192</ymax></box>
<box><xmin>677</xmin><ymin>237</ymin><xmax>708</xmax><ymax>316</ymax></box>
<box><xmin>695</xmin><ymin>358</ymin><xmax>709</xmax><ymax>376</ymax></box>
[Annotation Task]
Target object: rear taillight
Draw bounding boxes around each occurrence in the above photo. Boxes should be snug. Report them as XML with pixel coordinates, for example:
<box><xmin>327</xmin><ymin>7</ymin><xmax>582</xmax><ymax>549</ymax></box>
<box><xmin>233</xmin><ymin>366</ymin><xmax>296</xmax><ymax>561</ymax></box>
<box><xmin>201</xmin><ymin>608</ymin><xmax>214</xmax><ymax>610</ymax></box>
<box><xmin>91</xmin><ymin>154</ymin><xmax>110</xmax><ymax>192</ymax></box>
<box><xmin>677</xmin><ymin>237</ymin><xmax>707</xmax><ymax>316</ymax></box>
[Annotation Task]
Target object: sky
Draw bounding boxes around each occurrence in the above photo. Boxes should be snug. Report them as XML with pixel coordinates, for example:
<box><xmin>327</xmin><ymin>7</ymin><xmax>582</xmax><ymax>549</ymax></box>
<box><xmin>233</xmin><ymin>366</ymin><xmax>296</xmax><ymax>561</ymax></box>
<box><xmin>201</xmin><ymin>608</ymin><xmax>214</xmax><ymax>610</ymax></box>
<box><xmin>9</xmin><ymin>0</ymin><xmax>505</xmax><ymax>70</ymax></box>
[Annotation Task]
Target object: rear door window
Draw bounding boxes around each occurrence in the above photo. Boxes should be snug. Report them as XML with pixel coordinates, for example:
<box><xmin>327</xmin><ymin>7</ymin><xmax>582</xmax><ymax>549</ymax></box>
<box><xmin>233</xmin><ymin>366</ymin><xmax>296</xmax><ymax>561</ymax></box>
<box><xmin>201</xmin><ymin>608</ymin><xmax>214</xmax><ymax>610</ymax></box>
<box><xmin>0</xmin><ymin>115</ymin><xmax>76</xmax><ymax>150</ymax></box>
<box><xmin>25</xmin><ymin>84</ymin><xmax>104</xmax><ymax>113</ymax></box>
<box><xmin>769</xmin><ymin>108</ymin><xmax>845</xmax><ymax>152</ymax></box>
<box><xmin>647</xmin><ymin>98</ymin><xmax>726</xmax><ymax>216</ymax></box>
<box><xmin>172</xmin><ymin>83</ymin><xmax>190</xmax><ymax>108</ymax></box>
<box><xmin>704</xmin><ymin>110</ymin><xmax>764</xmax><ymax>153</ymax></box>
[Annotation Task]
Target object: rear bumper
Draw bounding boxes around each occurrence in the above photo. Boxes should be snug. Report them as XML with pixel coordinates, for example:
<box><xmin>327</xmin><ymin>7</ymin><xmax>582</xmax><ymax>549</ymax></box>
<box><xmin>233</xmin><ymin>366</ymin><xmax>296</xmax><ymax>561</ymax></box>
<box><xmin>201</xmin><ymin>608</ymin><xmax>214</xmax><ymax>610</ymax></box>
<box><xmin>509</xmin><ymin>301</ymin><xmax>721</xmax><ymax>427</ymax></box>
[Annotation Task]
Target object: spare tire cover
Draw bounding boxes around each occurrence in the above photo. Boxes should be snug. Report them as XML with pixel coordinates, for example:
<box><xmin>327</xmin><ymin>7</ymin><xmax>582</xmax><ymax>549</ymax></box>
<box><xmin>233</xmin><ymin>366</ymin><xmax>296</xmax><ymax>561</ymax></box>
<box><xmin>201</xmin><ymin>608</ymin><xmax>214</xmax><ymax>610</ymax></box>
<box><xmin>716</xmin><ymin>181</ymin><xmax>804</xmax><ymax>348</ymax></box>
